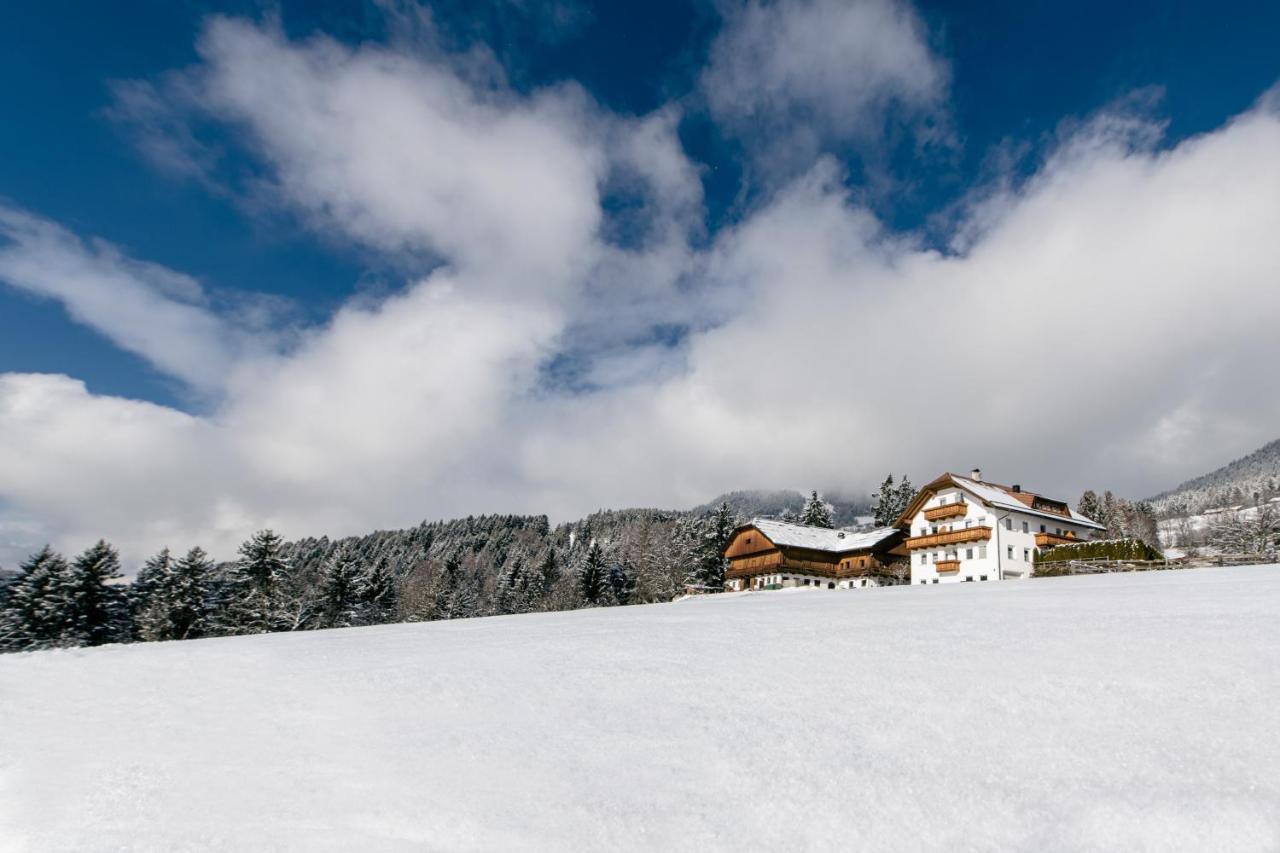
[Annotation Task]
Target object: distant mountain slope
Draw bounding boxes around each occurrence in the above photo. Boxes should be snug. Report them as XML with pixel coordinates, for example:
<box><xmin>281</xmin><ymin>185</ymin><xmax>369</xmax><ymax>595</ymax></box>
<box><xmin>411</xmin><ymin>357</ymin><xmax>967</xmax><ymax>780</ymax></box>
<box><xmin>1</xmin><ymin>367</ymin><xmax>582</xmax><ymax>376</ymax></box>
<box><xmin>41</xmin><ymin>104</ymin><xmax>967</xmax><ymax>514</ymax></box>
<box><xmin>1149</xmin><ymin>437</ymin><xmax>1280</xmax><ymax>516</ymax></box>
<box><xmin>694</xmin><ymin>489</ymin><xmax>873</xmax><ymax>528</ymax></box>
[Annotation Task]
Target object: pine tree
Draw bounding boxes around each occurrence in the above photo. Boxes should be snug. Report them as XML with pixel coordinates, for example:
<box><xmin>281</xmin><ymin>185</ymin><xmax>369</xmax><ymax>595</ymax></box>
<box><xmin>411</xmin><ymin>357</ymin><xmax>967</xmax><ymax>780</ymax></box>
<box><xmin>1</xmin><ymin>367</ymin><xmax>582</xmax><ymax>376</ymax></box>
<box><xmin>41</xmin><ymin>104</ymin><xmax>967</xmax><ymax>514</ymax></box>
<box><xmin>166</xmin><ymin>547</ymin><xmax>214</xmax><ymax>640</ymax></box>
<box><xmin>226</xmin><ymin>529</ymin><xmax>289</xmax><ymax>634</ymax></box>
<box><xmin>357</xmin><ymin>556</ymin><xmax>397</xmax><ymax>624</ymax></box>
<box><xmin>494</xmin><ymin>557</ymin><xmax>528</xmax><ymax>615</ymax></box>
<box><xmin>64</xmin><ymin>540</ymin><xmax>128</xmax><ymax>646</ymax></box>
<box><xmin>682</xmin><ymin>502</ymin><xmax>734</xmax><ymax>593</ymax></box>
<box><xmin>892</xmin><ymin>476</ymin><xmax>916</xmax><ymax>523</ymax></box>
<box><xmin>578</xmin><ymin>542</ymin><xmax>607</xmax><ymax>605</ymax></box>
<box><xmin>320</xmin><ymin>546</ymin><xmax>361</xmax><ymax>628</ymax></box>
<box><xmin>872</xmin><ymin>475</ymin><xmax>895</xmax><ymax>526</ymax></box>
<box><xmin>432</xmin><ymin>554</ymin><xmax>478</xmax><ymax>620</ymax></box>
<box><xmin>1077</xmin><ymin>490</ymin><xmax>1103</xmax><ymax>524</ymax></box>
<box><xmin>0</xmin><ymin>546</ymin><xmax>72</xmax><ymax>650</ymax></box>
<box><xmin>799</xmin><ymin>491</ymin><xmax>833</xmax><ymax>528</ymax></box>
<box><xmin>873</xmin><ymin>475</ymin><xmax>915</xmax><ymax>527</ymax></box>
<box><xmin>606</xmin><ymin>560</ymin><xmax>636</xmax><ymax>606</ymax></box>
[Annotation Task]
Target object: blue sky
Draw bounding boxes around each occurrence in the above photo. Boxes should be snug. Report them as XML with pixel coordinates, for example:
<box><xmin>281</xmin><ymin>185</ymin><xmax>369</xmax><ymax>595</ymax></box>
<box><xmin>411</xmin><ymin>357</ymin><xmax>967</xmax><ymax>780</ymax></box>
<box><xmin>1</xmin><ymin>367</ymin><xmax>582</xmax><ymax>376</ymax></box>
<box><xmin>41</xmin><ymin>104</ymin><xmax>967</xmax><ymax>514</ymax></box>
<box><xmin>1</xmin><ymin>0</ymin><xmax>1279</xmax><ymax>563</ymax></box>
<box><xmin>4</xmin><ymin>0</ymin><xmax>1276</xmax><ymax>406</ymax></box>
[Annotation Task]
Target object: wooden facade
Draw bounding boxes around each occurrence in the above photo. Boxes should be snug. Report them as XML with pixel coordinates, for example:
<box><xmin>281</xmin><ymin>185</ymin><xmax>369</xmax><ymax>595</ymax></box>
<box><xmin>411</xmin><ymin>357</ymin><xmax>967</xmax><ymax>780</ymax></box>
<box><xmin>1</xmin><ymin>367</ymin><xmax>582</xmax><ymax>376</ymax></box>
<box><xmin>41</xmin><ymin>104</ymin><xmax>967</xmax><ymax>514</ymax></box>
<box><xmin>723</xmin><ymin>523</ymin><xmax>906</xmax><ymax>587</ymax></box>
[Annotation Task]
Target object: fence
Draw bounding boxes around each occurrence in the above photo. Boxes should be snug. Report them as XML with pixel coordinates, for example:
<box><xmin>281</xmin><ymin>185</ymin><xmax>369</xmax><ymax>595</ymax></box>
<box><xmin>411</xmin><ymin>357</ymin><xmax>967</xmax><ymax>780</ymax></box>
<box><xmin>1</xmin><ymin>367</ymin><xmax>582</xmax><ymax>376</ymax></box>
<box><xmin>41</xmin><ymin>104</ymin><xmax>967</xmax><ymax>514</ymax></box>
<box><xmin>1041</xmin><ymin>554</ymin><xmax>1275</xmax><ymax>576</ymax></box>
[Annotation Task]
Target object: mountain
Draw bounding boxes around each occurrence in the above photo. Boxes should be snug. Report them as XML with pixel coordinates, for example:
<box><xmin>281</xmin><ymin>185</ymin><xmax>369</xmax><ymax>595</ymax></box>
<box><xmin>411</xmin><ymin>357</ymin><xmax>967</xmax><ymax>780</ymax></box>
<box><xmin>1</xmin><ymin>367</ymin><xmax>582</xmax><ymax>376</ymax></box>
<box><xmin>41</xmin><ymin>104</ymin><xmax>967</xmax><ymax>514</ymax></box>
<box><xmin>694</xmin><ymin>489</ymin><xmax>873</xmax><ymax>528</ymax></box>
<box><xmin>1148</xmin><ymin>437</ymin><xmax>1280</xmax><ymax>517</ymax></box>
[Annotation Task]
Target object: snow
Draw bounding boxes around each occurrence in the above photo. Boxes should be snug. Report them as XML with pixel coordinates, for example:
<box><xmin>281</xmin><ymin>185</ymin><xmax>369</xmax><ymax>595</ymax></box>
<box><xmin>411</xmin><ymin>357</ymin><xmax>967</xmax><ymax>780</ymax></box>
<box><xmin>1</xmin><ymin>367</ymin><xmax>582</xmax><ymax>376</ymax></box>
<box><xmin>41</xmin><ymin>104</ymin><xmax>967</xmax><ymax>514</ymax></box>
<box><xmin>3</xmin><ymin>566</ymin><xmax>1279</xmax><ymax>851</ymax></box>
<box><xmin>749</xmin><ymin>518</ymin><xmax>898</xmax><ymax>552</ymax></box>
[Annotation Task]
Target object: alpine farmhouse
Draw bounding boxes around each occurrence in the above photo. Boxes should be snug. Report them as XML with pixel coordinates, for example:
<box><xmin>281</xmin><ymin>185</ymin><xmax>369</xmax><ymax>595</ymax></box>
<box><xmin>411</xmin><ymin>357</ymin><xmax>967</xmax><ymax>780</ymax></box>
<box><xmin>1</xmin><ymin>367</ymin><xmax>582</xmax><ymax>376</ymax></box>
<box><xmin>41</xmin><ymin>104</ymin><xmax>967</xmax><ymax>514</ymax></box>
<box><xmin>723</xmin><ymin>520</ymin><xmax>906</xmax><ymax>591</ymax></box>
<box><xmin>899</xmin><ymin>470</ymin><xmax>1104</xmax><ymax>583</ymax></box>
<box><xmin>721</xmin><ymin>469</ymin><xmax>1104</xmax><ymax>589</ymax></box>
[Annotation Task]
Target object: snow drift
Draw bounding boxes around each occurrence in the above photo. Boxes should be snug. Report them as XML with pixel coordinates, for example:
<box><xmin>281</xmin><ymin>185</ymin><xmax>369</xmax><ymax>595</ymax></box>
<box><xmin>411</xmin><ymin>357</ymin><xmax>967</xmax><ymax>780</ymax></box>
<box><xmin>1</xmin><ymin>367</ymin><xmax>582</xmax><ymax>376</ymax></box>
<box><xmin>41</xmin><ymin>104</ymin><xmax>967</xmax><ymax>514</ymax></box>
<box><xmin>2</xmin><ymin>566</ymin><xmax>1278</xmax><ymax>851</ymax></box>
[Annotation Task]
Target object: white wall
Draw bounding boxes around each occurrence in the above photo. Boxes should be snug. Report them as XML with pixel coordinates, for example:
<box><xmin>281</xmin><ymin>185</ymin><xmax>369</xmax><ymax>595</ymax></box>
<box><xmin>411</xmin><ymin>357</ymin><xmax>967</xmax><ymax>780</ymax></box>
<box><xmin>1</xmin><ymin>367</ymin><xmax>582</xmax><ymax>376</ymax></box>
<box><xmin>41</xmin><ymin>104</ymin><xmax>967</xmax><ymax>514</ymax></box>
<box><xmin>907</xmin><ymin>486</ymin><xmax>1094</xmax><ymax>584</ymax></box>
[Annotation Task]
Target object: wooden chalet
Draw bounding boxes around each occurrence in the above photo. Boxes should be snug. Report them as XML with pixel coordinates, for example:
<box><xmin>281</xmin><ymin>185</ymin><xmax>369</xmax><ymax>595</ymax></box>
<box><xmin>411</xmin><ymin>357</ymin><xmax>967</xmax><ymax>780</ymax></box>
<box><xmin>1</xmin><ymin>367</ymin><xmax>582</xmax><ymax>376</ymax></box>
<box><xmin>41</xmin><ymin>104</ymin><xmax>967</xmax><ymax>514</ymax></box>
<box><xmin>723</xmin><ymin>519</ymin><xmax>907</xmax><ymax>591</ymax></box>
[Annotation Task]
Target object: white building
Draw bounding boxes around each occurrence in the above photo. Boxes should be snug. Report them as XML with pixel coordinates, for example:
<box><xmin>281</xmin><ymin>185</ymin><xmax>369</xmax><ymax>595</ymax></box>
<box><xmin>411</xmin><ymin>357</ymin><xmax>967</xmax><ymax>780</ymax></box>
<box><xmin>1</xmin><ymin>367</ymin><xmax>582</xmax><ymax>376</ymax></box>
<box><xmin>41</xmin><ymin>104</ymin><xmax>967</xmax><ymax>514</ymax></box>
<box><xmin>898</xmin><ymin>470</ymin><xmax>1104</xmax><ymax>584</ymax></box>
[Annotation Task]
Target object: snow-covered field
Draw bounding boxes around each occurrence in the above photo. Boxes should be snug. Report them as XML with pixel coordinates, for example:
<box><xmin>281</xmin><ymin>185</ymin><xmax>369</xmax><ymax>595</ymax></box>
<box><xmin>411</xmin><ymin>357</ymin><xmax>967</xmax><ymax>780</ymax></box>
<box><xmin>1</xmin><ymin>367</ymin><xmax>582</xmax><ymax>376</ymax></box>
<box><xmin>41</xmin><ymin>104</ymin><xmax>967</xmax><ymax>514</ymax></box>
<box><xmin>3</xmin><ymin>566</ymin><xmax>1278</xmax><ymax>852</ymax></box>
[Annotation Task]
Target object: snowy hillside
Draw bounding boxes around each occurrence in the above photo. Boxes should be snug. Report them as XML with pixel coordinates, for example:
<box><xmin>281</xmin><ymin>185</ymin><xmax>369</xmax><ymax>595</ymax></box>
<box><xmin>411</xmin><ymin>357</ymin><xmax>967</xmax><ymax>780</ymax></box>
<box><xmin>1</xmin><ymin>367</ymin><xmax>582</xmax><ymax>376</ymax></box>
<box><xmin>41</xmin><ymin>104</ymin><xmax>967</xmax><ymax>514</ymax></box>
<box><xmin>1149</xmin><ymin>437</ymin><xmax>1280</xmax><ymax>516</ymax></box>
<box><xmin>3</xmin><ymin>567</ymin><xmax>1279</xmax><ymax>851</ymax></box>
<box><xmin>695</xmin><ymin>489</ymin><xmax>872</xmax><ymax>527</ymax></box>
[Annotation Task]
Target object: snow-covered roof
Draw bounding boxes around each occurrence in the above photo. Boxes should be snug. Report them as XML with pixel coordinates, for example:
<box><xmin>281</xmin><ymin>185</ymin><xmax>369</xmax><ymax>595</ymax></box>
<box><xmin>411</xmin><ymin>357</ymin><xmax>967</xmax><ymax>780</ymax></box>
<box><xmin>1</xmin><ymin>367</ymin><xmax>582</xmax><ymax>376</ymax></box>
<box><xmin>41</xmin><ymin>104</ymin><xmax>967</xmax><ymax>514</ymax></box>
<box><xmin>748</xmin><ymin>519</ymin><xmax>900</xmax><ymax>553</ymax></box>
<box><xmin>948</xmin><ymin>475</ymin><xmax>1106</xmax><ymax>529</ymax></box>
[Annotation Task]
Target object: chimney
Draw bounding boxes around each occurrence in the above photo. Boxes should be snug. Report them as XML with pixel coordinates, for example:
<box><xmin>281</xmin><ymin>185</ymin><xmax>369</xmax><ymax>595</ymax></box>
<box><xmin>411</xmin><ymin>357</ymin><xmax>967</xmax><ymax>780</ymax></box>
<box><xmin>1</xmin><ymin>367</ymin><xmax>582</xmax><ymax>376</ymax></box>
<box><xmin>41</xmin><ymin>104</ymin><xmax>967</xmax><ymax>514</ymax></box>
<box><xmin>1012</xmin><ymin>484</ymin><xmax>1021</xmax><ymax>493</ymax></box>
<box><xmin>970</xmin><ymin>468</ymin><xmax>982</xmax><ymax>482</ymax></box>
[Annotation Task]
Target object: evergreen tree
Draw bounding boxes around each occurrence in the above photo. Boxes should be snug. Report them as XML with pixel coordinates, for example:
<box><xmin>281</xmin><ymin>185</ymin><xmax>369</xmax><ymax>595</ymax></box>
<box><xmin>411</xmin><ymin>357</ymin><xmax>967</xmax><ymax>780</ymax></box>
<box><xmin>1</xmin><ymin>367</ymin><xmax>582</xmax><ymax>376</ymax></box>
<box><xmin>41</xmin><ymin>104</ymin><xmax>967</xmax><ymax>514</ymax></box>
<box><xmin>432</xmin><ymin>554</ymin><xmax>478</xmax><ymax>620</ymax></box>
<box><xmin>798</xmin><ymin>491</ymin><xmax>833</xmax><ymax>528</ymax></box>
<box><xmin>892</xmin><ymin>476</ymin><xmax>916</xmax><ymax>523</ymax></box>
<box><xmin>320</xmin><ymin>546</ymin><xmax>361</xmax><ymax>628</ymax></box>
<box><xmin>227</xmin><ymin>529</ymin><xmax>289</xmax><ymax>633</ymax></box>
<box><xmin>130</xmin><ymin>548</ymin><xmax>172</xmax><ymax>637</ymax></box>
<box><xmin>606</xmin><ymin>560</ymin><xmax>636</xmax><ymax>606</ymax></box>
<box><xmin>165</xmin><ymin>547</ymin><xmax>215</xmax><ymax>640</ymax></box>
<box><xmin>578</xmin><ymin>542</ymin><xmax>607</xmax><ymax>605</ymax></box>
<box><xmin>0</xmin><ymin>546</ymin><xmax>72</xmax><ymax>650</ymax></box>
<box><xmin>357</xmin><ymin>556</ymin><xmax>397</xmax><ymax>624</ymax></box>
<box><xmin>64</xmin><ymin>540</ymin><xmax>128</xmax><ymax>646</ymax></box>
<box><xmin>1077</xmin><ymin>490</ymin><xmax>1103</xmax><ymax>524</ymax></box>
<box><xmin>872</xmin><ymin>475</ymin><xmax>915</xmax><ymax>527</ymax></box>
<box><xmin>682</xmin><ymin>502</ymin><xmax>735</xmax><ymax>593</ymax></box>
<box><xmin>494</xmin><ymin>557</ymin><xmax>528</xmax><ymax>615</ymax></box>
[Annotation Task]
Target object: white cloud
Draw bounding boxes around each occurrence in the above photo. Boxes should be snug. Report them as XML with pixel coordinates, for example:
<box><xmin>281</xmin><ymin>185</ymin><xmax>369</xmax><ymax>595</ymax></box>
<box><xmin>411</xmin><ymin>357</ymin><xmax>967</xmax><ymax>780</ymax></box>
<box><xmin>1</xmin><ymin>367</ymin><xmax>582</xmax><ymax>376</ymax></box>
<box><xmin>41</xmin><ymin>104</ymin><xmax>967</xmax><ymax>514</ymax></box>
<box><xmin>701</xmin><ymin>0</ymin><xmax>949</xmax><ymax>178</ymax></box>
<box><xmin>2</xmin><ymin>16</ymin><xmax>1280</xmax><ymax>568</ymax></box>
<box><xmin>0</xmin><ymin>206</ymin><xmax>256</xmax><ymax>393</ymax></box>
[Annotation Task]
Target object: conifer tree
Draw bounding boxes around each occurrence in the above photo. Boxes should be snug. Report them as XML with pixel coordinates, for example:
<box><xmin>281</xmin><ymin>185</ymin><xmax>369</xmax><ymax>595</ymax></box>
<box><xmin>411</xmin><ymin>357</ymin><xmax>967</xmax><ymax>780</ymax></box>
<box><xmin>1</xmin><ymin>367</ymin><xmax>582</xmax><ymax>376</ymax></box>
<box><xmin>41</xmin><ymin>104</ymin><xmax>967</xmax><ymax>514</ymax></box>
<box><xmin>227</xmin><ymin>529</ymin><xmax>289</xmax><ymax>633</ymax></box>
<box><xmin>798</xmin><ymin>491</ymin><xmax>833</xmax><ymax>528</ymax></box>
<box><xmin>357</xmin><ymin>556</ymin><xmax>397</xmax><ymax>624</ymax></box>
<box><xmin>64</xmin><ymin>540</ymin><xmax>128</xmax><ymax>646</ymax></box>
<box><xmin>131</xmin><ymin>548</ymin><xmax>173</xmax><ymax>639</ymax></box>
<box><xmin>578</xmin><ymin>542</ymin><xmax>607</xmax><ymax>605</ymax></box>
<box><xmin>320</xmin><ymin>546</ymin><xmax>361</xmax><ymax>628</ymax></box>
<box><xmin>606</xmin><ymin>560</ymin><xmax>636</xmax><ymax>606</ymax></box>
<box><xmin>165</xmin><ymin>547</ymin><xmax>215</xmax><ymax>640</ymax></box>
<box><xmin>1077</xmin><ymin>490</ymin><xmax>1103</xmax><ymax>524</ymax></box>
<box><xmin>872</xmin><ymin>476</ymin><xmax>897</xmax><ymax>527</ymax></box>
<box><xmin>682</xmin><ymin>502</ymin><xmax>735</xmax><ymax>593</ymax></box>
<box><xmin>0</xmin><ymin>546</ymin><xmax>72</xmax><ymax>650</ymax></box>
<box><xmin>892</xmin><ymin>476</ymin><xmax>916</xmax><ymax>522</ymax></box>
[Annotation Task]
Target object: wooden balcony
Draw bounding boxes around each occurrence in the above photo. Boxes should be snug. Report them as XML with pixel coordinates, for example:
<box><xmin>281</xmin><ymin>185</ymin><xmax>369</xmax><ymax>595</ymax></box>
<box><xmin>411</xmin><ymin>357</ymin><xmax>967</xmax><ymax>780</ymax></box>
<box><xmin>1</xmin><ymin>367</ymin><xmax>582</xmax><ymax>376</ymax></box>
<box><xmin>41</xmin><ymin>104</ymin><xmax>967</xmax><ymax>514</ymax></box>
<box><xmin>904</xmin><ymin>526</ymin><xmax>992</xmax><ymax>550</ymax></box>
<box><xmin>924</xmin><ymin>503</ymin><xmax>968</xmax><ymax>522</ymax></box>
<box><xmin>934</xmin><ymin>560</ymin><xmax>961</xmax><ymax>573</ymax></box>
<box><xmin>1035</xmin><ymin>532</ymin><xmax>1079</xmax><ymax>548</ymax></box>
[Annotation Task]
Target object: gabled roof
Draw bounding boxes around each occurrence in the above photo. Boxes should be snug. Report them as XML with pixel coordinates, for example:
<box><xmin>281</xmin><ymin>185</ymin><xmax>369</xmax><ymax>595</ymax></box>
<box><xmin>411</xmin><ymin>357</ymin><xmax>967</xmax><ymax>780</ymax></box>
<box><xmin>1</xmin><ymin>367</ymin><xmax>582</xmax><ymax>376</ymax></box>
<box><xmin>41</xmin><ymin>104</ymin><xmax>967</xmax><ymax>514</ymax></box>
<box><xmin>896</xmin><ymin>473</ymin><xmax>1105</xmax><ymax>529</ymax></box>
<box><xmin>745</xmin><ymin>518</ymin><xmax>901</xmax><ymax>553</ymax></box>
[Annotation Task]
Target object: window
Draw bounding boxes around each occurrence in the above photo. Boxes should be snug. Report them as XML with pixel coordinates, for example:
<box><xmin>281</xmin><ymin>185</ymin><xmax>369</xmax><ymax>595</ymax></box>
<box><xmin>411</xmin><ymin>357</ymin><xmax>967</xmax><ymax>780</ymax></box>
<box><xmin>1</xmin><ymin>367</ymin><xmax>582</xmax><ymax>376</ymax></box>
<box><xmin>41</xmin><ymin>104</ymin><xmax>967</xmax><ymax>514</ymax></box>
<box><xmin>1021</xmin><ymin>521</ymin><xmax>1029</xmax><ymax>533</ymax></box>
<box><xmin>965</xmin><ymin>577</ymin><xmax>973</xmax><ymax>582</ymax></box>
<box><xmin>965</xmin><ymin>548</ymin><xmax>973</xmax><ymax>559</ymax></box>
<box><xmin>920</xmin><ymin>580</ymin><xmax>926</xmax><ymax>585</ymax></box>
<box><xmin>932</xmin><ymin>579</ymin><xmax>939</xmax><ymax>584</ymax></box>
<box><xmin>978</xmin><ymin>545</ymin><xmax>987</xmax><ymax>559</ymax></box>
<box><xmin>980</xmin><ymin>575</ymin><xmax>988</xmax><ymax>581</ymax></box>
<box><xmin>1005</xmin><ymin>519</ymin><xmax>1012</xmax><ymax>531</ymax></box>
<box><xmin>964</xmin><ymin>520</ymin><xmax>973</xmax><ymax>528</ymax></box>
<box><xmin>1055</xmin><ymin>528</ymin><xmax>1062</xmax><ymax>536</ymax></box>
<box><xmin>1023</xmin><ymin>548</ymin><xmax>1031</xmax><ymax>561</ymax></box>
<box><xmin>1039</xmin><ymin>524</ymin><xmax>1046</xmax><ymax>533</ymax></box>
<box><xmin>1007</xmin><ymin>545</ymin><xmax>1014</xmax><ymax>559</ymax></box>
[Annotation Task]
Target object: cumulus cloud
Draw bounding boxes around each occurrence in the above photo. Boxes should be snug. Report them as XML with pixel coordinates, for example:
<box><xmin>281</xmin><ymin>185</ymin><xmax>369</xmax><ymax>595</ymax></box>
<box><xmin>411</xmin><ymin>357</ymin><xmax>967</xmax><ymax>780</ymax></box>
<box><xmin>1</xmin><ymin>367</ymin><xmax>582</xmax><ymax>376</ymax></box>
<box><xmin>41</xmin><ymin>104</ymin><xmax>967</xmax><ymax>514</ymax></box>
<box><xmin>2</xmin><ymin>13</ymin><xmax>1280</xmax><ymax>567</ymax></box>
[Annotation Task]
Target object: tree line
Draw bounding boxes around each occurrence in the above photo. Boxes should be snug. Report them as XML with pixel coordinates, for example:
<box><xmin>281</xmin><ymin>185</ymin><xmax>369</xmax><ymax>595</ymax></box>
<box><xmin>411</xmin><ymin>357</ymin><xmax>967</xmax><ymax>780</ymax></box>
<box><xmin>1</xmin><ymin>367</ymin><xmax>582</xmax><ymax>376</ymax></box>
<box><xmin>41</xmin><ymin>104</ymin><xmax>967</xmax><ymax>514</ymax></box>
<box><xmin>0</xmin><ymin>504</ymin><xmax>740</xmax><ymax>654</ymax></box>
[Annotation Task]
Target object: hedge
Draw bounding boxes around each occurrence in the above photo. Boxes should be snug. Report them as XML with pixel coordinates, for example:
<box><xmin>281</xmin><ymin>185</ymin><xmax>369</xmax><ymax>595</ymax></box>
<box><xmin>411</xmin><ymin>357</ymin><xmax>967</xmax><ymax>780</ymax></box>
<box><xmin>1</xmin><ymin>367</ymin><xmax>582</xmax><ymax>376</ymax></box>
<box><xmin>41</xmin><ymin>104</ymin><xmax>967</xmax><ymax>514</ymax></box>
<box><xmin>1035</xmin><ymin>537</ymin><xmax>1163</xmax><ymax>564</ymax></box>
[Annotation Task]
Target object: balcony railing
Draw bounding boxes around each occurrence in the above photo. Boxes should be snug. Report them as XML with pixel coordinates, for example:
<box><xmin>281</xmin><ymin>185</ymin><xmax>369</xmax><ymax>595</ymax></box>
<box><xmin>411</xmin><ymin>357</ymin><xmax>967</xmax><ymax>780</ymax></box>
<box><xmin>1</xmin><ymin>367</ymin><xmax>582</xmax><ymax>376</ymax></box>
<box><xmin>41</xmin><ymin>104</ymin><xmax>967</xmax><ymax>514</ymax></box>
<box><xmin>905</xmin><ymin>526</ymin><xmax>992</xmax><ymax>550</ymax></box>
<box><xmin>934</xmin><ymin>559</ymin><xmax>961</xmax><ymax>573</ymax></box>
<box><xmin>1035</xmin><ymin>532</ymin><xmax>1079</xmax><ymax>548</ymax></box>
<box><xmin>924</xmin><ymin>503</ymin><xmax>968</xmax><ymax>522</ymax></box>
